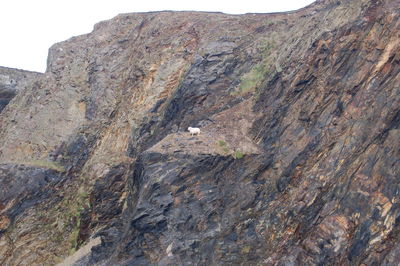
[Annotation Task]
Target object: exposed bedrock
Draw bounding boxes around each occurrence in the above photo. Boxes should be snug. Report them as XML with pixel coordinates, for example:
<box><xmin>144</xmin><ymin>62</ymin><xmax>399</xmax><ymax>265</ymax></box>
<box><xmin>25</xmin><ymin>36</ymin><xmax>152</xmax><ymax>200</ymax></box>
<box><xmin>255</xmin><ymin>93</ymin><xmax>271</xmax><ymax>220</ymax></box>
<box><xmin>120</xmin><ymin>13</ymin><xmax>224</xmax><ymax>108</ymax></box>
<box><xmin>0</xmin><ymin>66</ymin><xmax>42</xmax><ymax>113</ymax></box>
<box><xmin>0</xmin><ymin>0</ymin><xmax>399</xmax><ymax>265</ymax></box>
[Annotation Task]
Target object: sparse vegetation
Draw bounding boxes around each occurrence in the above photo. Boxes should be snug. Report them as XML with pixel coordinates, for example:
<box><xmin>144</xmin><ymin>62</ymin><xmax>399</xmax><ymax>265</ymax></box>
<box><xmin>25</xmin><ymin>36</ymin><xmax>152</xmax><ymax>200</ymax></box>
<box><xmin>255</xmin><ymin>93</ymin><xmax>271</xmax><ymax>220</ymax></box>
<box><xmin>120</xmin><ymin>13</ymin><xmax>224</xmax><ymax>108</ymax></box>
<box><xmin>265</xmin><ymin>20</ymin><xmax>275</xmax><ymax>27</ymax></box>
<box><xmin>39</xmin><ymin>186</ymin><xmax>91</xmax><ymax>254</ymax></box>
<box><xmin>234</xmin><ymin>64</ymin><xmax>270</xmax><ymax>95</ymax></box>
<box><xmin>231</xmin><ymin>40</ymin><xmax>274</xmax><ymax>96</ymax></box>
<box><xmin>216</xmin><ymin>140</ymin><xmax>230</xmax><ymax>155</ymax></box>
<box><xmin>218</xmin><ymin>140</ymin><xmax>227</xmax><ymax>147</ymax></box>
<box><xmin>259</xmin><ymin>40</ymin><xmax>275</xmax><ymax>56</ymax></box>
<box><xmin>62</xmin><ymin>190</ymin><xmax>90</xmax><ymax>252</ymax></box>
<box><xmin>26</xmin><ymin>160</ymin><xmax>65</xmax><ymax>172</ymax></box>
<box><xmin>217</xmin><ymin>141</ymin><xmax>245</xmax><ymax>159</ymax></box>
<box><xmin>233</xmin><ymin>150</ymin><xmax>244</xmax><ymax>159</ymax></box>
<box><xmin>69</xmin><ymin>220</ymin><xmax>81</xmax><ymax>254</ymax></box>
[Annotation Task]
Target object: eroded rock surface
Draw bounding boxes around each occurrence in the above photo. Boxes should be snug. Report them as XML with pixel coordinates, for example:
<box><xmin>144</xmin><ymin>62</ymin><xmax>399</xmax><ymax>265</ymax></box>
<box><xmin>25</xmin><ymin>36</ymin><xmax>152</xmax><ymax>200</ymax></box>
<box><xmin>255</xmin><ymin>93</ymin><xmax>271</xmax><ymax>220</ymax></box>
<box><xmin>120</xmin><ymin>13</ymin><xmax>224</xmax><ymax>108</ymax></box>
<box><xmin>0</xmin><ymin>0</ymin><xmax>399</xmax><ymax>265</ymax></box>
<box><xmin>0</xmin><ymin>66</ymin><xmax>42</xmax><ymax>113</ymax></box>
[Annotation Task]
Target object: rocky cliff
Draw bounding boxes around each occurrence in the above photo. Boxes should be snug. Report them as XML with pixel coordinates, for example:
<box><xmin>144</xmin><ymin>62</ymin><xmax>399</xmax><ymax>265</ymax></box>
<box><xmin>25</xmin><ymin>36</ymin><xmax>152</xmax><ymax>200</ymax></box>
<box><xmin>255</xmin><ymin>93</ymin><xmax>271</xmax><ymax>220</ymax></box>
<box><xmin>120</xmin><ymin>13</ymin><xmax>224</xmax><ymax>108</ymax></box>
<box><xmin>0</xmin><ymin>0</ymin><xmax>399</xmax><ymax>265</ymax></box>
<box><xmin>0</xmin><ymin>67</ymin><xmax>42</xmax><ymax>113</ymax></box>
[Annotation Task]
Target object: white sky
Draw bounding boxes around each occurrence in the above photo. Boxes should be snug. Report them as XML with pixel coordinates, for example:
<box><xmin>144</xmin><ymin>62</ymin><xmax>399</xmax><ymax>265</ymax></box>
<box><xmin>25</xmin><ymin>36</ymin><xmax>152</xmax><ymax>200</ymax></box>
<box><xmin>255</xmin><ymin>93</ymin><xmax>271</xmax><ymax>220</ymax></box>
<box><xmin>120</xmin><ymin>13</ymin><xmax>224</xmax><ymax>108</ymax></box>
<box><xmin>0</xmin><ymin>0</ymin><xmax>315</xmax><ymax>72</ymax></box>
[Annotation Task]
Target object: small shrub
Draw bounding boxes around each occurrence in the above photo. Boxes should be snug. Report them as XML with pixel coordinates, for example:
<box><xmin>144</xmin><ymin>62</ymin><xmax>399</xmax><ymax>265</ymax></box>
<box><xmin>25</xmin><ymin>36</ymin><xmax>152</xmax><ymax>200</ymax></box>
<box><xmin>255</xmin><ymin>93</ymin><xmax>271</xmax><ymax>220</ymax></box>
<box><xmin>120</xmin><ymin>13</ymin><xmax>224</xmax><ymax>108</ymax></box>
<box><xmin>218</xmin><ymin>140</ymin><xmax>227</xmax><ymax>147</ymax></box>
<box><xmin>233</xmin><ymin>150</ymin><xmax>244</xmax><ymax>159</ymax></box>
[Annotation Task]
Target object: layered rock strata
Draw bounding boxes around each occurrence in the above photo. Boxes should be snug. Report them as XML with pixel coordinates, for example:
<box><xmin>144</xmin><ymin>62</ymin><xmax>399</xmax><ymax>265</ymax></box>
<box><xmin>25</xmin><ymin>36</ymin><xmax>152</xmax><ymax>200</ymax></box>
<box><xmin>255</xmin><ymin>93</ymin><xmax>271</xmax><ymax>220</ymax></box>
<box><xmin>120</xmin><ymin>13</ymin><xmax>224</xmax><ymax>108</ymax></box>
<box><xmin>0</xmin><ymin>0</ymin><xmax>399</xmax><ymax>265</ymax></box>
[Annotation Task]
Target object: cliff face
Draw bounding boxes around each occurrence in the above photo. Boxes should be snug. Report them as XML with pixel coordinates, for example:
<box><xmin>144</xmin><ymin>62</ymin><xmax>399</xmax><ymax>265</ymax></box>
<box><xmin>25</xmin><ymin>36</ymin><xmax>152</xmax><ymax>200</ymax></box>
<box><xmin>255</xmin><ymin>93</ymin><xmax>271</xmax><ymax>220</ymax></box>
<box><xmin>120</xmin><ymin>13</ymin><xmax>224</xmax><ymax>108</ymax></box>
<box><xmin>0</xmin><ymin>67</ymin><xmax>42</xmax><ymax>113</ymax></box>
<box><xmin>0</xmin><ymin>0</ymin><xmax>399</xmax><ymax>265</ymax></box>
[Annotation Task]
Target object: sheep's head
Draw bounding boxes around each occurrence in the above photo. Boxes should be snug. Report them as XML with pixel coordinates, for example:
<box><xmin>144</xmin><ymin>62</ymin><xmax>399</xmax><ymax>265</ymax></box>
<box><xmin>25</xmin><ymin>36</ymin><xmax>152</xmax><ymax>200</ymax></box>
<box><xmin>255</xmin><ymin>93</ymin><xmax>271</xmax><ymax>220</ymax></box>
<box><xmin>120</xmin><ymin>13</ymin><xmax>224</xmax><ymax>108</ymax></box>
<box><xmin>188</xmin><ymin>127</ymin><xmax>193</xmax><ymax>131</ymax></box>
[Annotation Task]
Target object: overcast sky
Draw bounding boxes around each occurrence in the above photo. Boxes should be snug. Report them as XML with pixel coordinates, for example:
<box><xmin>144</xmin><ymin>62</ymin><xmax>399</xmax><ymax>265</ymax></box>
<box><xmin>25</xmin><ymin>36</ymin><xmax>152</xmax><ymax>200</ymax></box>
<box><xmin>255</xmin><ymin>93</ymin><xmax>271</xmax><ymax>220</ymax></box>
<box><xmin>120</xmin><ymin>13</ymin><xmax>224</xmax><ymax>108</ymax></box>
<box><xmin>0</xmin><ymin>0</ymin><xmax>315</xmax><ymax>72</ymax></box>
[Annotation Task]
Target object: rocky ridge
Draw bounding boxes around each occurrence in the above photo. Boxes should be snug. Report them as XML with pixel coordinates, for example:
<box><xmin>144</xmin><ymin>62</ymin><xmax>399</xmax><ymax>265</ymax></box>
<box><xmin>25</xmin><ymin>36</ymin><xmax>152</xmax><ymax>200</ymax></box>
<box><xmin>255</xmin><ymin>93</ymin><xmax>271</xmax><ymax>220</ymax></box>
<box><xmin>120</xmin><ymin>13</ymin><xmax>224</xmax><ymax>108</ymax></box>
<box><xmin>0</xmin><ymin>0</ymin><xmax>399</xmax><ymax>265</ymax></box>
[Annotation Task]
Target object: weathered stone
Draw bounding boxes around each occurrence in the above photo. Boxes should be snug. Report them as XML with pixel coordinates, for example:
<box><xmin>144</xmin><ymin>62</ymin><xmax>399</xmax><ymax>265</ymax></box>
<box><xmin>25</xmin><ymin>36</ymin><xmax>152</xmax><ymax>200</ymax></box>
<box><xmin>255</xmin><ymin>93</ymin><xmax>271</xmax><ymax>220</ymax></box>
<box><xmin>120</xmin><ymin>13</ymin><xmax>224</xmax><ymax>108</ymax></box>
<box><xmin>0</xmin><ymin>0</ymin><xmax>399</xmax><ymax>265</ymax></box>
<box><xmin>0</xmin><ymin>66</ymin><xmax>42</xmax><ymax>113</ymax></box>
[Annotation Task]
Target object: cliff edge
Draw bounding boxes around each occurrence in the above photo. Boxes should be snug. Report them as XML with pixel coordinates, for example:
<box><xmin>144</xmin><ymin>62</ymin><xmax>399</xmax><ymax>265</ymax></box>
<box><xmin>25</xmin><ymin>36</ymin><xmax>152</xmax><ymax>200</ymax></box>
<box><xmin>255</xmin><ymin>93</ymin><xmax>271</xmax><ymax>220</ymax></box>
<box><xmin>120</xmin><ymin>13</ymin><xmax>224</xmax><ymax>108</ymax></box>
<box><xmin>0</xmin><ymin>0</ymin><xmax>399</xmax><ymax>265</ymax></box>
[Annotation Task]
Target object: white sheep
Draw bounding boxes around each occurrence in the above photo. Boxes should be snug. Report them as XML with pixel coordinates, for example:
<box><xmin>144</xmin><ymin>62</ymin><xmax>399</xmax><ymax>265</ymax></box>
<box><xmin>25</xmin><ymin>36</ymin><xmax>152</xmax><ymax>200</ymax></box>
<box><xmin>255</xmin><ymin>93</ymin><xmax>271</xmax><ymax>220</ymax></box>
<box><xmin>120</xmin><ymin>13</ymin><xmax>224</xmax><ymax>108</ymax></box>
<box><xmin>188</xmin><ymin>127</ymin><xmax>201</xmax><ymax>136</ymax></box>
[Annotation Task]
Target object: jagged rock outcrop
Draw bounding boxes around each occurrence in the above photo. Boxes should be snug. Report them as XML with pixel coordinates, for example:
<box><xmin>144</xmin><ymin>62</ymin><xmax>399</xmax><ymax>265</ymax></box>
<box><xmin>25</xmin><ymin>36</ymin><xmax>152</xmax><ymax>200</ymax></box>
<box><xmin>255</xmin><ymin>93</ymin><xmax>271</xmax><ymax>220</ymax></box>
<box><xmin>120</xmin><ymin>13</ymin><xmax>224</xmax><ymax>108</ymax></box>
<box><xmin>0</xmin><ymin>0</ymin><xmax>399</xmax><ymax>265</ymax></box>
<box><xmin>0</xmin><ymin>66</ymin><xmax>42</xmax><ymax>113</ymax></box>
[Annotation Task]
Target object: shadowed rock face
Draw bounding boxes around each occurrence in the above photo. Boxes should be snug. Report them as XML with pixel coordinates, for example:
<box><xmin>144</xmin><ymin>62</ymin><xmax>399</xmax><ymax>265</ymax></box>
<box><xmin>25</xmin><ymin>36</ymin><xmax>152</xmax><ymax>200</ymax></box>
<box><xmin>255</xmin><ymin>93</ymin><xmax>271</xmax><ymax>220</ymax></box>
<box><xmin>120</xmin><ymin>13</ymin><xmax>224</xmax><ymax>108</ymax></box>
<box><xmin>0</xmin><ymin>0</ymin><xmax>399</xmax><ymax>265</ymax></box>
<box><xmin>0</xmin><ymin>67</ymin><xmax>42</xmax><ymax>113</ymax></box>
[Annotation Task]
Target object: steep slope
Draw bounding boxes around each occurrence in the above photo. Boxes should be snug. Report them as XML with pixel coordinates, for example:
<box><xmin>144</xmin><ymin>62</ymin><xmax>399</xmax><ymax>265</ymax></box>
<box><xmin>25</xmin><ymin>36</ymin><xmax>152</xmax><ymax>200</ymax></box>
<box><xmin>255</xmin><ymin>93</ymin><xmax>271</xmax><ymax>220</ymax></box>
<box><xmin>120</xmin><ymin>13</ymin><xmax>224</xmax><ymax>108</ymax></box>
<box><xmin>0</xmin><ymin>0</ymin><xmax>399</xmax><ymax>265</ymax></box>
<box><xmin>0</xmin><ymin>66</ymin><xmax>42</xmax><ymax>113</ymax></box>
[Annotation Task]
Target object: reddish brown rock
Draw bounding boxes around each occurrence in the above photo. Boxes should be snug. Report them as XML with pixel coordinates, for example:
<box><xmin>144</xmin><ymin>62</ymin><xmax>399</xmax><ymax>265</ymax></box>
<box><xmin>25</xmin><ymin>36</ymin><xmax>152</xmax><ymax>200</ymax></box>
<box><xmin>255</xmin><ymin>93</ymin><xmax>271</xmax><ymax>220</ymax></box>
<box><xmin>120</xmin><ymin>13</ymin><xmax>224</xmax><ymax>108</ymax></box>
<box><xmin>0</xmin><ymin>0</ymin><xmax>399</xmax><ymax>265</ymax></box>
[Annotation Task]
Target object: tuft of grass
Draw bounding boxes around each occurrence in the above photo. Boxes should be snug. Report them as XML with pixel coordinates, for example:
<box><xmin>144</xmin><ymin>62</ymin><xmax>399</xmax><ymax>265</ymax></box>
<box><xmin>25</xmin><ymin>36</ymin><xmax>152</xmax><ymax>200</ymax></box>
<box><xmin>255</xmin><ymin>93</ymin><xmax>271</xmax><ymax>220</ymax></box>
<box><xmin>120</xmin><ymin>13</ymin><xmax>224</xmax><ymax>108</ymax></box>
<box><xmin>218</xmin><ymin>140</ymin><xmax>227</xmax><ymax>147</ymax></box>
<box><xmin>216</xmin><ymin>140</ymin><xmax>231</xmax><ymax>155</ymax></box>
<box><xmin>233</xmin><ymin>150</ymin><xmax>244</xmax><ymax>159</ymax></box>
